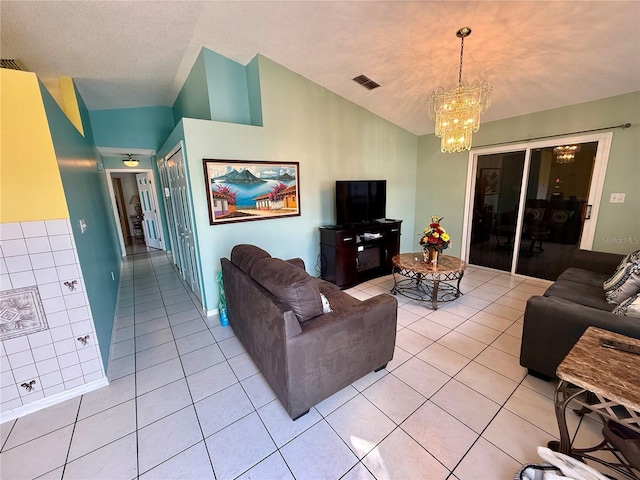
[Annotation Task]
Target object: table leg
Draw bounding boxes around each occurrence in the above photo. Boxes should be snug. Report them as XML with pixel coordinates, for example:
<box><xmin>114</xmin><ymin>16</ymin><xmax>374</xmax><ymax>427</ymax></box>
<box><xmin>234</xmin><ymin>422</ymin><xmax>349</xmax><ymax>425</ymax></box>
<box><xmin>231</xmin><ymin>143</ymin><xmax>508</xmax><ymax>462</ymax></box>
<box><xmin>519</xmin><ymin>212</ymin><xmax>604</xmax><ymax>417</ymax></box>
<box><xmin>551</xmin><ymin>380</ymin><xmax>578</xmax><ymax>456</ymax></box>
<box><xmin>455</xmin><ymin>272</ymin><xmax>464</xmax><ymax>298</ymax></box>
<box><xmin>391</xmin><ymin>268</ymin><xmax>398</xmax><ymax>295</ymax></box>
<box><xmin>432</xmin><ymin>280</ymin><xmax>440</xmax><ymax>310</ymax></box>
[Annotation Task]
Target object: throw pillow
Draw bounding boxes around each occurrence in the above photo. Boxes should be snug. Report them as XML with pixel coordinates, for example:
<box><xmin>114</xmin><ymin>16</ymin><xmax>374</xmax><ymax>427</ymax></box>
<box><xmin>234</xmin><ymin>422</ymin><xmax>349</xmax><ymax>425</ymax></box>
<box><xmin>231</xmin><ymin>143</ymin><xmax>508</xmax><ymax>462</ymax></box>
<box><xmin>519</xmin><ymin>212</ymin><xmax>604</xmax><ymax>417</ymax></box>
<box><xmin>611</xmin><ymin>249</ymin><xmax>640</xmax><ymax>275</ymax></box>
<box><xmin>320</xmin><ymin>293</ymin><xmax>333</xmax><ymax>313</ymax></box>
<box><xmin>603</xmin><ymin>262</ymin><xmax>640</xmax><ymax>304</ymax></box>
<box><xmin>250</xmin><ymin>257</ymin><xmax>323</xmax><ymax>322</ymax></box>
<box><xmin>613</xmin><ymin>292</ymin><xmax>640</xmax><ymax>318</ymax></box>
<box><xmin>621</xmin><ymin>249</ymin><xmax>640</xmax><ymax>267</ymax></box>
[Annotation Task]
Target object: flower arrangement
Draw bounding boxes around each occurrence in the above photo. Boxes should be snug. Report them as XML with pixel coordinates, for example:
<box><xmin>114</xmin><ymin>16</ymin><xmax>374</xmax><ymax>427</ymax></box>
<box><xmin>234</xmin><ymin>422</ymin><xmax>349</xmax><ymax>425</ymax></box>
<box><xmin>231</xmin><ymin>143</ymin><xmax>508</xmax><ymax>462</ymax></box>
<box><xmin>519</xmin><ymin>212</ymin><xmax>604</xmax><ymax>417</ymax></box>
<box><xmin>419</xmin><ymin>216</ymin><xmax>451</xmax><ymax>253</ymax></box>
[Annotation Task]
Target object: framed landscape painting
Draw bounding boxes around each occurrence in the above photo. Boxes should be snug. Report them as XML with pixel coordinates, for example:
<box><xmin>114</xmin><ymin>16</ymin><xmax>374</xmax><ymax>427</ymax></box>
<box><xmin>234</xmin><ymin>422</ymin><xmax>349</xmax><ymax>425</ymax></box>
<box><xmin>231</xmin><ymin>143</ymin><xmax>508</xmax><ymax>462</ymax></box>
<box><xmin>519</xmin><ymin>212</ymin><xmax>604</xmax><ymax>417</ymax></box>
<box><xmin>203</xmin><ymin>159</ymin><xmax>301</xmax><ymax>225</ymax></box>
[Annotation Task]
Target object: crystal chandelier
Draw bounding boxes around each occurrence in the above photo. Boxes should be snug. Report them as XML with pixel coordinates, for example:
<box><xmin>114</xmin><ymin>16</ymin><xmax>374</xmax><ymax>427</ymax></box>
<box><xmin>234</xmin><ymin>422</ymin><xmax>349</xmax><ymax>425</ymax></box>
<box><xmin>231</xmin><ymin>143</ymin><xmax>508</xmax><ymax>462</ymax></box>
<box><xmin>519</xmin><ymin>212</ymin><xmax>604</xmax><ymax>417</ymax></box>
<box><xmin>553</xmin><ymin>145</ymin><xmax>580</xmax><ymax>164</ymax></box>
<box><xmin>429</xmin><ymin>27</ymin><xmax>491</xmax><ymax>153</ymax></box>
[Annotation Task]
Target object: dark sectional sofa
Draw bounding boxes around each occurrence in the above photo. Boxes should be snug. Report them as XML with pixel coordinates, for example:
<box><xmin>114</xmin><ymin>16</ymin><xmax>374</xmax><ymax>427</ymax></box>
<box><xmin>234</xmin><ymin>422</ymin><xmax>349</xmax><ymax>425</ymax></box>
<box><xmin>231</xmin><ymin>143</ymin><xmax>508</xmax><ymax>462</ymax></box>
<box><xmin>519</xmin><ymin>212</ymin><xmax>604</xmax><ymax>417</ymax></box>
<box><xmin>520</xmin><ymin>249</ymin><xmax>640</xmax><ymax>379</ymax></box>
<box><xmin>221</xmin><ymin>244</ymin><xmax>398</xmax><ymax>420</ymax></box>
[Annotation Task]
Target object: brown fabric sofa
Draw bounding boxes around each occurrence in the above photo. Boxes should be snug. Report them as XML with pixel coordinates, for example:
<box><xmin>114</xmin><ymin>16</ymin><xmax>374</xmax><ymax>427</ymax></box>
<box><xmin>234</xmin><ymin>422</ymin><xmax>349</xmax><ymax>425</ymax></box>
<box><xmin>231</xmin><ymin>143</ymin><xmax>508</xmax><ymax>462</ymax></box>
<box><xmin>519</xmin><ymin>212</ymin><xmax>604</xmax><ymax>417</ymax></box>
<box><xmin>220</xmin><ymin>244</ymin><xmax>398</xmax><ymax>420</ymax></box>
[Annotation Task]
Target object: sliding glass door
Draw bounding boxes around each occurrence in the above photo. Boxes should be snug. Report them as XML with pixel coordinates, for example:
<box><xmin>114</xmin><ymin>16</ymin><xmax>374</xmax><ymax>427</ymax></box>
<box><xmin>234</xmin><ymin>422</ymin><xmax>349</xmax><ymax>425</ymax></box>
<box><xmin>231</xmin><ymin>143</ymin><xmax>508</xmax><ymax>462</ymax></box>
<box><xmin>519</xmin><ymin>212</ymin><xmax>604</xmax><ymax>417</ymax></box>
<box><xmin>464</xmin><ymin>133</ymin><xmax>611</xmax><ymax>281</ymax></box>
<box><xmin>468</xmin><ymin>150</ymin><xmax>526</xmax><ymax>272</ymax></box>
<box><xmin>515</xmin><ymin>142</ymin><xmax>598</xmax><ymax>279</ymax></box>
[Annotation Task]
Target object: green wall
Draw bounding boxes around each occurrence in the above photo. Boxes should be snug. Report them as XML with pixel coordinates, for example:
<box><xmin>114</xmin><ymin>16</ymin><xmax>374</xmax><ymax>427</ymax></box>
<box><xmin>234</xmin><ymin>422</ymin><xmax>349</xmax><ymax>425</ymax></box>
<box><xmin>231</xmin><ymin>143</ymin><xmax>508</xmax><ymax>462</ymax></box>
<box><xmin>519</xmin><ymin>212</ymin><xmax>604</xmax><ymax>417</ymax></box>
<box><xmin>89</xmin><ymin>106</ymin><xmax>174</xmax><ymax>152</ymax></box>
<box><xmin>172</xmin><ymin>50</ymin><xmax>210</xmax><ymax>124</ymax></box>
<box><xmin>165</xmin><ymin>55</ymin><xmax>418</xmax><ymax>310</ymax></box>
<box><xmin>172</xmin><ymin>47</ymin><xmax>261</xmax><ymax>127</ymax></box>
<box><xmin>40</xmin><ymin>83</ymin><xmax>121</xmax><ymax>370</ymax></box>
<box><xmin>416</xmin><ymin>92</ymin><xmax>640</xmax><ymax>256</ymax></box>
<box><xmin>246</xmin><ymin>55</ymin><xmax>263</xmax><ymax>127</ymax></box>
<box><xmin>204</xmin><ymin>49</ymin><xmax>251</xmax><ymax>125</ymax></box>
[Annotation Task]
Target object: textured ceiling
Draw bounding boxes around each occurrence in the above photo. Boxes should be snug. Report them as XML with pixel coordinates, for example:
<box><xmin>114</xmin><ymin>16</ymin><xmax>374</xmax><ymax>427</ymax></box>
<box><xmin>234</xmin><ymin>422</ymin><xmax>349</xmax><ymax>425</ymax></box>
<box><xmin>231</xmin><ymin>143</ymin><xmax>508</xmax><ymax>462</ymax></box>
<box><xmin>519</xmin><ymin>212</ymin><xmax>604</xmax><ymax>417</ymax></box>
<box><xmin>2</xmin><ymin>1</ymin><xmax>639</xmax><ymax>135</ymax></box>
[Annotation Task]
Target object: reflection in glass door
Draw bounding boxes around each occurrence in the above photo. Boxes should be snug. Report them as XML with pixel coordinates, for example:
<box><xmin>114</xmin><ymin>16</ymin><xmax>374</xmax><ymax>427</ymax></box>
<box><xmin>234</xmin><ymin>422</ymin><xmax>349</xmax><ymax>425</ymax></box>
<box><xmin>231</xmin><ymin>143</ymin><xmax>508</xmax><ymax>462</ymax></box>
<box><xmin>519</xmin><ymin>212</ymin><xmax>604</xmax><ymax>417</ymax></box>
<box><xmin>515</xmin><ymin>142</ymin><xmax>597</xmax><ymax>280</ymax></box>
<box><xmin>469</xmin><ymin>151</ymin><xmax>526</xmax><ymax>272</ymax></box>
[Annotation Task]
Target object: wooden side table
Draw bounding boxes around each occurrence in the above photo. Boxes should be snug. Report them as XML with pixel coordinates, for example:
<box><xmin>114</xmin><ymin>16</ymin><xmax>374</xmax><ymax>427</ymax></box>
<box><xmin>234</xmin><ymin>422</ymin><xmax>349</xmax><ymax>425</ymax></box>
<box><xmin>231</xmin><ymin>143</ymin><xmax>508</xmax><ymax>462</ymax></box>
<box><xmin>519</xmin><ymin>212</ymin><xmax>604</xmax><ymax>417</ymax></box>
<box><xmin>551</xmin><ymin>326</ymin><xmax>640</xmax><ymax>479</ymax></box>
<box><xmin>391</xmin><ymin>253</ymin><xmax>467</xmax><ymax>309</ymax></box>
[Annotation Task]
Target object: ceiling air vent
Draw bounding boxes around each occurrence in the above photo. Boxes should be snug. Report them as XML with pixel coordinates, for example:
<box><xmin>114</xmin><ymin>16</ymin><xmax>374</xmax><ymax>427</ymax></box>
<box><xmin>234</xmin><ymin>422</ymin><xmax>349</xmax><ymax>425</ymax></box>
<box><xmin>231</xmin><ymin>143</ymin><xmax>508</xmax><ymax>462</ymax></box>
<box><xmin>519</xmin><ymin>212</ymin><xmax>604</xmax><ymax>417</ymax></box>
<box><xmin>353</xmin><ymin>74</ymin><xmax>380</xmax><ymax>90</ymax></box>
<box><xmin>1</xmin><ymin>59</ymin><xmax>24</xmax><ymax>70</ymax></box>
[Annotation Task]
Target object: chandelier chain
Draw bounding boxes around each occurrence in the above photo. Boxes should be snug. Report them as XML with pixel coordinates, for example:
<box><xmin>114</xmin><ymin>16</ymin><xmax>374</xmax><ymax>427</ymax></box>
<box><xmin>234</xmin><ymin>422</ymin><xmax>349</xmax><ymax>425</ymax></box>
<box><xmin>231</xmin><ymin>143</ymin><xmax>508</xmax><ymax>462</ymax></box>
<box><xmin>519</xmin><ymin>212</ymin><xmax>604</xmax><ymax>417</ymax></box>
<box><xmin>458</xmin><ymin>35</ymin><xmax>464</xmax><ymax>86</ymax></box>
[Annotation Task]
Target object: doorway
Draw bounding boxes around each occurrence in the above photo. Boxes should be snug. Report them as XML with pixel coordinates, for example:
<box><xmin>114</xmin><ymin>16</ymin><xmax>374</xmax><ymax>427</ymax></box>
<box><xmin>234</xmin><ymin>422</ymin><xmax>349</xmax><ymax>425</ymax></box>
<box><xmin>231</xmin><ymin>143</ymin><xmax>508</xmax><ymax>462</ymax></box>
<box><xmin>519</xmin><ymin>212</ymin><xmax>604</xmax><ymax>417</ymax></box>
<box><xmin>106</xmin><ymin>169</ymin><xmax>165</xmax><ymax>256</ymax></box>
<box><xmin>463</xmin><ymin>133</ymin><xmax>612</xmax><ymax>281</ymax></box>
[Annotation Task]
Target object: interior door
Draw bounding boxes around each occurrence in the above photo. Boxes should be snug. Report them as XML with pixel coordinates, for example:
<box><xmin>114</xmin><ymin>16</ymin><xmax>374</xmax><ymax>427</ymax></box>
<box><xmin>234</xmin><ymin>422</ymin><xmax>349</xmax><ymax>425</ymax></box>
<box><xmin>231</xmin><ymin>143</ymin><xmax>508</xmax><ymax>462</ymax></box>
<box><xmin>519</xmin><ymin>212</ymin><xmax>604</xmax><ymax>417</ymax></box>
<box><xmin>135</xmin><ymin>172</ymin><xmax>162</xmax><ymax>250</ymax></box>
<box><xmin>156</xmin><ymin>157</ymin><xmax>180</xmax><ymax>268</ymax></box>
<box><xmin>165</xmin><ymin>145</ymin><xmax>202</xmax><ymax>300</ymax></box>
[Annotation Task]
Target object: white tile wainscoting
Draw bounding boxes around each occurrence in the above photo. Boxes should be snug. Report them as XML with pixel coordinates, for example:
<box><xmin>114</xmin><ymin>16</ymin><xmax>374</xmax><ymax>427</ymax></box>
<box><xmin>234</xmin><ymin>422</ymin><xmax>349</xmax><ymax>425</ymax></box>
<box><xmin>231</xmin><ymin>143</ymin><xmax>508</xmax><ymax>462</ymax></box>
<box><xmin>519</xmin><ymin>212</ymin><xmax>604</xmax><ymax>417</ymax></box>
<box><xmin>0</xmin><ymin>220</ymin><xmax>106</xmax><ymax>422</ymax></box>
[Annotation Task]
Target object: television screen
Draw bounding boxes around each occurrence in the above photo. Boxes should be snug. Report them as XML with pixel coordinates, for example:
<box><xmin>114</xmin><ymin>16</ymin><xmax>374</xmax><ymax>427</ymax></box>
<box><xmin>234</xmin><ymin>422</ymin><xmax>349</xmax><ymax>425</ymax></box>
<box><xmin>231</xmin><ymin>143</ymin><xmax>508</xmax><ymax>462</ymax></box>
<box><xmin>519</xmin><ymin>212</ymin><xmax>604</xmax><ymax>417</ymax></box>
<box><xmin>336</xmin><ymin>180</ymin><xmax>386</xmax><ymax>225</ymax></box>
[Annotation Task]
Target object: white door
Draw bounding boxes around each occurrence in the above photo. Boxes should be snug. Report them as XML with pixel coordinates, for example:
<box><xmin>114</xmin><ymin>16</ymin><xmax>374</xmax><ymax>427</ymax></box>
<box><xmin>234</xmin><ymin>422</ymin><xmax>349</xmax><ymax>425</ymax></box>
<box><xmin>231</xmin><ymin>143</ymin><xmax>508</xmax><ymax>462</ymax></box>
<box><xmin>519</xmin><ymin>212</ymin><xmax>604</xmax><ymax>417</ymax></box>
<box><xmin>136</xmin><ymin>173</ymin><xmax>162</xmax><ymax>249</ymax></box>
<box><xmin>156</xmin><ymin>157</ymin><xmax>180</xmax><ymax>268</ymax></box>
<box><xmin>165</xmin><ymin>145</ymin><xmax>202</xmax><ymax>300</ymax></box>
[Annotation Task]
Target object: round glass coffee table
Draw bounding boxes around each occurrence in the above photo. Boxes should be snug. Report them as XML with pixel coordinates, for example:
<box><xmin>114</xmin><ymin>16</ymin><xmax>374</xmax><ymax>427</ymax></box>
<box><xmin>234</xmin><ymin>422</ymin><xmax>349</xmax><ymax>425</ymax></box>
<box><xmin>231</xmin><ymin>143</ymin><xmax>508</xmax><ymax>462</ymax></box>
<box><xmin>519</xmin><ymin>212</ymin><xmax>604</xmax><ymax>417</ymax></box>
<box><xmin>391</xmin><ymin>253</ymin><xmax>467</xmax><ymax>309</ymax></box>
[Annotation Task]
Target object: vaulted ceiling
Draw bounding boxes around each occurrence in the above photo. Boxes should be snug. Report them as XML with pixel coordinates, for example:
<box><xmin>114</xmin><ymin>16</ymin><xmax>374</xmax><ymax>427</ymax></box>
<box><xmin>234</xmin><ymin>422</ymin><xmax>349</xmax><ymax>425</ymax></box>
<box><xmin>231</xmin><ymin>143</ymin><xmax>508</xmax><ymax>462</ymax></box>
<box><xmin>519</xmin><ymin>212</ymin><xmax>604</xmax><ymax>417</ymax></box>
<box><xmin>2</xmin><ymin>1</ymin><xmax>639</xmax><ymax>135</ymax></box>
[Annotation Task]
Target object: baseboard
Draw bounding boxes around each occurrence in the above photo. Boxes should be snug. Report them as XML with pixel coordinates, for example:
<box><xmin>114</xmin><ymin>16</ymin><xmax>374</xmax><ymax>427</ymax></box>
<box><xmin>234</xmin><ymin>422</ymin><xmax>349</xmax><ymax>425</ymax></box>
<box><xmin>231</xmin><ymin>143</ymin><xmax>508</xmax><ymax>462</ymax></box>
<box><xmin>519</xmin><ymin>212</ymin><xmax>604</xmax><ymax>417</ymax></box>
<box><xmin>0</xmin><ymin>376</ymin><xmax>109</xmax><ymax>424</ymax></box>
<box><xmin>205</xmin><ymin>307</ymin><xmax>219</xmax><ymax>317</ymax></box>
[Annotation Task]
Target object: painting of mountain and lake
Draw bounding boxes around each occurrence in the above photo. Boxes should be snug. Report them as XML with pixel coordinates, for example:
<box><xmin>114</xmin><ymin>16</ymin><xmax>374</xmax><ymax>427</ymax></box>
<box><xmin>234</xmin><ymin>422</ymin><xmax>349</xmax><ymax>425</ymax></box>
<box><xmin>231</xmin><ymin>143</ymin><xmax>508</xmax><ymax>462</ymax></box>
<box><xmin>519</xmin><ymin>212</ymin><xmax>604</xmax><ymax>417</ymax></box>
<box><xmin>203</xmin><ymin>159</ymin><xmax>300</xmax><ymax>225</ymax></box>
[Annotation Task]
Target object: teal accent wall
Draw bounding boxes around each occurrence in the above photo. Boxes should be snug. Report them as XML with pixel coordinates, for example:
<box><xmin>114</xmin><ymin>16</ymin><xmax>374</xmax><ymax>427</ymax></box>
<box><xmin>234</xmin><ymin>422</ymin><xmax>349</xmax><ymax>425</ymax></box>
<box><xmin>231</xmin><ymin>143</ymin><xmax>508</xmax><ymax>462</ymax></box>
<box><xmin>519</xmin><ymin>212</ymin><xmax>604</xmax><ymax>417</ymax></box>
<box><xmin>40</xmin><ymin>82</ymin><xmax>121</xmax><ymax>371</ymax></box>
<box><xmin>416</xmin><ymin>92</ymin><xmax>640</xmax><ymax>256</ymax></box>
<box><xmin>172</xmin><ymin>48</ymin><xmax>261</xmax><ymax>127</ymax></box>
<box><xmin>203</xmin><ymin>49</ymin><xmax>252</xmax><ymax>125</ymax></box>
<box><xmin>172</xmin><ymin>50</ymin><xmax>210</xmax><ymax>124</ymax></box>
<box><xmin>89</xmin><ymin>106</ymin><xmax>174</xmax><ymax>152</ymax></box>
<box><xmin>246</xmin><ymin>55</ymin><xmax>263</xmax><ymax>127</ymax></box>
<box><xmin>178</xmin><ymin>55</ymin><xmax>418</xmax><ymax>310</ymax></box>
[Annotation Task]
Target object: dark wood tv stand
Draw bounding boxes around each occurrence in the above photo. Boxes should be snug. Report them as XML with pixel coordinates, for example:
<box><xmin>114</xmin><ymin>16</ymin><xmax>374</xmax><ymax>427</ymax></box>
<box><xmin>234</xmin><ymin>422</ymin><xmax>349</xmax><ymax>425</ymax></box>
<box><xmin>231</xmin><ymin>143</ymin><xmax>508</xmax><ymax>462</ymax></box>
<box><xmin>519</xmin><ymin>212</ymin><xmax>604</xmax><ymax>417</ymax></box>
<box><xmin>319</xmin><ymin>220</ymin><xmax>402</xmax><ymax>289</ymax></box>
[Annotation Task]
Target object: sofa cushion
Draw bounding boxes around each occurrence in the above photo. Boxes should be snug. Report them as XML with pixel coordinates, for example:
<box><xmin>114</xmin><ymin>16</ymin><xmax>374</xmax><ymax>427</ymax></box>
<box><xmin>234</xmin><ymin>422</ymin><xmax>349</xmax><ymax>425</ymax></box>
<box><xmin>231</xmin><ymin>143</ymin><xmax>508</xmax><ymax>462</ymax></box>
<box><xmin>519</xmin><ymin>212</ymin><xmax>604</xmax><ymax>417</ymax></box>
<box><xmin>250</xmin><ymin>257</ymin><xmax>323</xmax><ymax>322</ymax></box>
<box><xmin>603</xmin><ymin>262</ymin><xmax>640</xmax><ymax>304</ymax></box>
<box><xmin>545</xmin><ymin>280</ymin><xmax>615</xmax><ymax>311</ymax></box>
<box><xmin>556</xmin><ymin>267</ymin><xmax>610</xmax><ymax>289</ymax></box>
<box><xmin>231</xmin><ymin>244</ymin><xmax>271</xmax><ymax>274</ymax></box>
<box><xmin>613</xmin><ymin>292</ymin><xmax>640</xmax><ymax>318</ymax></box>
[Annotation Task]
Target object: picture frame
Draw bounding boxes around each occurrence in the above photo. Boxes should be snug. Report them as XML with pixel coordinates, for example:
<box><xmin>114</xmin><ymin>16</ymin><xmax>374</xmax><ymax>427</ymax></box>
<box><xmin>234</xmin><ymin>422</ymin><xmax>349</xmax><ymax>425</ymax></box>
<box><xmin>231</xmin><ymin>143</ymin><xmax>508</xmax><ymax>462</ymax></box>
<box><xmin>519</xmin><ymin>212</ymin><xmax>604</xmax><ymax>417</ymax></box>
<box><xmin>479</xmin><ymin>168</ymin><xmax>500</xmax><ymax>195</ymax></box>
<box><xmin>203</xmin><ymin>159</ymin><xmax>301</xmax><ymax>225</ymax></box>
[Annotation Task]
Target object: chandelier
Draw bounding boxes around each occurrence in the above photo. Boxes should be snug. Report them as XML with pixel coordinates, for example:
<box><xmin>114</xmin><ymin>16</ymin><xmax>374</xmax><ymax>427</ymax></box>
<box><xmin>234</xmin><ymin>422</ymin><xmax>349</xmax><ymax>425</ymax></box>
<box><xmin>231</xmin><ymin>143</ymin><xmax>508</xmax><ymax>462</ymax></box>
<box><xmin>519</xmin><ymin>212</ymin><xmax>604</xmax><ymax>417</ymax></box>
<box><xmin>553</xmin><ymin>145</ymin><xmax>580</xmax><ymax>164</ymax></box>
<box><xmin>429</xmin><ymin>27</ymin><xmax>491</xmax><ymax>153</ymax></box>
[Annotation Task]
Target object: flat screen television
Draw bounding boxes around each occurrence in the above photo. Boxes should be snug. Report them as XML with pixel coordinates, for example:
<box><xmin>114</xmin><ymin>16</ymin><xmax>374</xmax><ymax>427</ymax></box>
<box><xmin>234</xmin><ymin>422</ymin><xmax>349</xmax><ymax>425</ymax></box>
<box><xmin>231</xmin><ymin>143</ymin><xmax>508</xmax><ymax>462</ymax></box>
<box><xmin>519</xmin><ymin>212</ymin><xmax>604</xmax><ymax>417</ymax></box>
<box><xmin>335</xmin><ymin>180</ymin><xmax>386</xmax><ymax>226</ymax></box>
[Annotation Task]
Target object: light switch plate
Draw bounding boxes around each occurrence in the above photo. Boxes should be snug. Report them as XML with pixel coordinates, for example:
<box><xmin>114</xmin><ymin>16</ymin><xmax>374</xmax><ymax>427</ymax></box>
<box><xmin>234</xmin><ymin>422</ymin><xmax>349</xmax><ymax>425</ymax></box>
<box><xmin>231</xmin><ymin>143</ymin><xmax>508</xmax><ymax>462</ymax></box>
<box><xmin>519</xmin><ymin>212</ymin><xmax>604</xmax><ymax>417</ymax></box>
<box><xmin>610</xmin><ymin>193</ymin><xmax>625</xmax><ymax>203</ymax></box>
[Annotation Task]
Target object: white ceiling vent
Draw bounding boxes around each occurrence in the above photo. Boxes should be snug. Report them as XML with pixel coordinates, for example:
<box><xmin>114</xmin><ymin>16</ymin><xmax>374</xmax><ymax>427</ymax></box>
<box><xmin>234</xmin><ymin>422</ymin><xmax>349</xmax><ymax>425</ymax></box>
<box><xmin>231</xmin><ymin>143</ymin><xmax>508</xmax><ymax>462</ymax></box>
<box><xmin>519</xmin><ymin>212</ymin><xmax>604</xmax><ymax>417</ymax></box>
<box><xmin>353</xmin><ymin>74</ymin><xmax>380</xmax><ymax>90</ymax></box>
<box><xmin>1</xmin><ymin>59</ymin><xmax>25</xmax><ymax>70</ymax></box>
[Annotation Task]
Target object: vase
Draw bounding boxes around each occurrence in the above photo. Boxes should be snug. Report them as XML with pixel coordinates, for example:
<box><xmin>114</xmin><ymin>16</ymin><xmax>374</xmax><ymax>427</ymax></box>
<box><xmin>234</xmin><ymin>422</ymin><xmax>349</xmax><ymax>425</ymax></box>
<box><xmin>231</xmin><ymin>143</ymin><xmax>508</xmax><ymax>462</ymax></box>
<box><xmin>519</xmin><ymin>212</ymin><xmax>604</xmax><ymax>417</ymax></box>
<box><xmin>428</xmin><ymin>247</ymin><xmax>439</xmax><ymax>265</ymax></box>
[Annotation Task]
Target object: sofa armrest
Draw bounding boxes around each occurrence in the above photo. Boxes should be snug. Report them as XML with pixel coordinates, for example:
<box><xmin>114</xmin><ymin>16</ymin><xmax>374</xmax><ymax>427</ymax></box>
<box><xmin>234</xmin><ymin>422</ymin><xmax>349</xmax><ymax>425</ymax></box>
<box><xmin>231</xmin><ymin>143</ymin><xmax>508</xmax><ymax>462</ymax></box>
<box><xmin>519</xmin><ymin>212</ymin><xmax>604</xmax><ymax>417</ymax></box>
<box><xmin>520</xmin><ymin>295</ymin><xmax>640</xmax><ymax>379</ymax></box>
<box><xmin>570</xmin><ymin>249</ymin><xmax>624</xmax><ymax>275</ymax></box>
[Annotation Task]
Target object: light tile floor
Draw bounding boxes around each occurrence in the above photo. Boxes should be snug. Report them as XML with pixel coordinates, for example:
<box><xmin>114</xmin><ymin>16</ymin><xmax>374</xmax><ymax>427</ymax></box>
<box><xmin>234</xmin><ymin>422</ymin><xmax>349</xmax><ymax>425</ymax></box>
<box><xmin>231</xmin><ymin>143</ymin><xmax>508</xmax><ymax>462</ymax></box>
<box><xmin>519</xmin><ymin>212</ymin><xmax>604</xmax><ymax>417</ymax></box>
<box><xmin>0</xmin><ymin>251</ymin><xmax>617</xmax><ymax>479</ymax></box>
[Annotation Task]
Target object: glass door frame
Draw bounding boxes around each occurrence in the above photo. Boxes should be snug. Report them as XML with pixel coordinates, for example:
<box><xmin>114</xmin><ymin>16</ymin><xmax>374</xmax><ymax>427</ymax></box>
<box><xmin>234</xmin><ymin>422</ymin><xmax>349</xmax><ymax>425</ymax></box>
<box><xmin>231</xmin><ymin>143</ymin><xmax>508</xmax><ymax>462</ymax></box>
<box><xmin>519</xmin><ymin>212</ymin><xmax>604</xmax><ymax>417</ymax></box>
<box><xmin>460</xmin><ymin>132</ymin><xmax>613</xmax><ymax>275</ymax></box>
